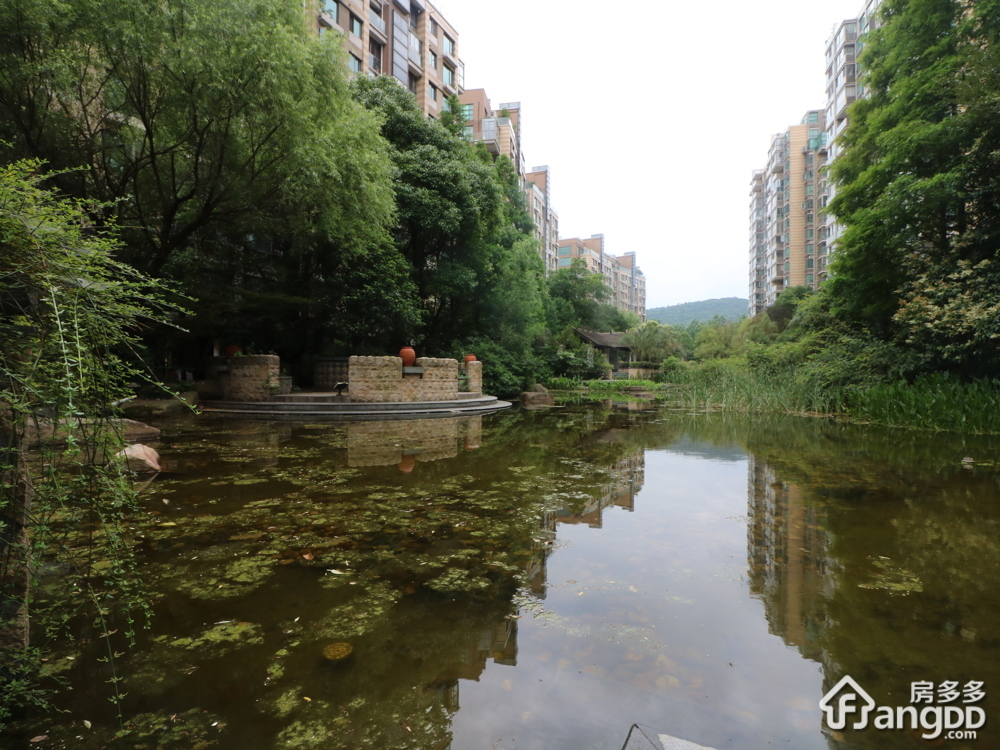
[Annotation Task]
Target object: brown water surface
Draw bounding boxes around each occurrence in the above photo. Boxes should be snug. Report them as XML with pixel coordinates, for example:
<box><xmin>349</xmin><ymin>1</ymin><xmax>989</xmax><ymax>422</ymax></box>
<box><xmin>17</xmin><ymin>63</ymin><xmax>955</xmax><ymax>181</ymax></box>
<box><xmin>7</xmin><ymin>404</ymin><xmax>1000</xmax><ymax>750</ymax></box>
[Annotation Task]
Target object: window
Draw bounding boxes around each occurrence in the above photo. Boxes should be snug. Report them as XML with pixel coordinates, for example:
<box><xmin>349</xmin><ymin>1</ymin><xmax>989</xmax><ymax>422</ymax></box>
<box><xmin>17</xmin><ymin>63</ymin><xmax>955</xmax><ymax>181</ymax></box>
<box><xmin>806</xmin><ymin>229</ymin><xmax>814</xmax><ymax>239</ymax></box>
<box><xmin>806</xmin><ymin>243</ymin><xmax>814</xmax><ymax>253</ymax></box>
<box><xmin>808</xmin><ymin>112</ymin><xmax>819</xmax><ymax>124</ymax></box>
<box><xmin>430</xmin><ymin>51</ymin><xmax>438</xmax><ymax>71</ymax></box>
<box><xmin>558</xmin><ymin>258</ymin><xmax>572</xmax><ymax>268</ymax></box>
<box><xmin>461</xmin><ymin>103</ymin><xmax>473</xmax><ymax>121</ymax></box>
<box><xmin>559</xmin><ymin>247</ymin><xmax>572</xmax><ymax>256</ymax></box>
<box><xmin>407</xmin><ymin>71</ymin><xmax>419</xmax><ymax>93</ymax></box>
<box><xmin>442</xmin><ymin>65</ymin><xmax>454</xmax><ymax>86</ymax></box>
<box><xmin>430</xmin><ymin>18</ymin><xmax>440</xmax><ymax>37</ymax></box>
<box><xmin>350</xmin><ymin>14</ymin><xmax>362</xmax><ymax>36</ymax></box>
<box><xmin>348</xmin><ymin>54</ymin><xmax>362</xmax><ymax>73</ymax></box>
<box><xmin>806</xmin><ymin>258</ymin><xmax>814</xmax><ymax>269</ymax></box>
<box><xmin>806</xmin><ymin>273</ymin><xmax>815</xmax><ymax>284</ymax></box>
<box><xmin>806</xmin><ymin>213</ymin><xmax>814</xmax><ymax>224</ymax></box>
<box><xmin>784</xmin><ymin>261</ymin><xmax>791</xmax><ymax>273</ymax></box>
<box><xmin>429</xmin><ymin>84</ymin><xmax>438</xmax><ymax>102</ymax></box>
<box><xmin>443</xmin><ymin>35</ymin><xmax>454</xmax><ymax>56</ymax></box>
<box><xmin>323</xmin><ymin>0</ymin><xmax>338</xmax><ymax>22</ymax></box>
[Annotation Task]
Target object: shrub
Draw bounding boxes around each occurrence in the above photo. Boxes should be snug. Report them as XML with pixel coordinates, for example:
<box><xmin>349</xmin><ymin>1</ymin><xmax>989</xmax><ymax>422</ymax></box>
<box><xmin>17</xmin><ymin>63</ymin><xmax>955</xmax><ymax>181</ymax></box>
<box><xmin>544</xmin><ymin>376</ymin><xmax>584</xmax><ymax>390</ymax></box>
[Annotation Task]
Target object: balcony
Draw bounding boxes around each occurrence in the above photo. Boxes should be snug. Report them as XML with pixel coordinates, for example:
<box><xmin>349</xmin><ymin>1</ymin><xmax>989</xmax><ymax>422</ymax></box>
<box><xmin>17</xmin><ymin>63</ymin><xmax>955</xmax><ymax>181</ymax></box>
<box><xmin>473</xmin><ymin>118</ymin><xmax>501</xmax><ymax>154</ymax></box>
<box><xmin>369</xmin><ymin>53</ymin><xmax>381</xmax><ymax>74</ymax></box>
<box><xmin>369</xmin><ymin>8</ymin><xmax>387</xmax><ymax>38</ymax></box>
<box><xmin>408</xmin><ymin>34</ymin><xmax>423</xmax><ymax>67</ymax></box>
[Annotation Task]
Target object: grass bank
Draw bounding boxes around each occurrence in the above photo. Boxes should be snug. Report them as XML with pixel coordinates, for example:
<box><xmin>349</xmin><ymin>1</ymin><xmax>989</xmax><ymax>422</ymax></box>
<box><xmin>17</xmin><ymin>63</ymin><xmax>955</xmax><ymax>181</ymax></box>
<box><xmin>661</xmin><ymin>359</ymin><xmax>1000</xmax><ymax>434</ymax></box>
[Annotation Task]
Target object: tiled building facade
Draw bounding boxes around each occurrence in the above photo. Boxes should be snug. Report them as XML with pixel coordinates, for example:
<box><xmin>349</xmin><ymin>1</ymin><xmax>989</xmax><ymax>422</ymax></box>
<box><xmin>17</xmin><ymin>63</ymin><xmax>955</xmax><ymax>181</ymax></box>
<box><xmin>749</xmin><ymin>111</ymin><xmax>828</xmax><ymax>316</ymax></box>
<box><xmin>314</xmin><ymin>0</ymin><xmax>463</xmax><ymax>118</ymax></box>
<box><xmin>457</xmin><ymin>90</ymin><xmax>561</xmax><ymax>274</ymax></box>
<box><xmin>525</xmin><ymin>166</ymin><xmax>560</xmax><ymax>274</ymax></box>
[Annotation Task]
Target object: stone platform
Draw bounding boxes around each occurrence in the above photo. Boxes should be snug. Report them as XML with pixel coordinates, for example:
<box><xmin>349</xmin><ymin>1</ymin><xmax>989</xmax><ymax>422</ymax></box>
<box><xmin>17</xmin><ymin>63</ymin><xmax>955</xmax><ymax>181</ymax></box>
<box><xmin>200</xmin><ymin>392</ymin><xmax>512</xmax><ymax>421</ymax></box>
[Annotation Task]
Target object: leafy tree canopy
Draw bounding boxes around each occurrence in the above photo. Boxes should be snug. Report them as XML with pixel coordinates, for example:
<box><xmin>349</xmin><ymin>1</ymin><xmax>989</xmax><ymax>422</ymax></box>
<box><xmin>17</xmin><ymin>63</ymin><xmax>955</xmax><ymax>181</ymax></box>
<box><xmin>0</xmin><ymin>0</ymin><xmax>395</xmax><ymax>277</ymax></box>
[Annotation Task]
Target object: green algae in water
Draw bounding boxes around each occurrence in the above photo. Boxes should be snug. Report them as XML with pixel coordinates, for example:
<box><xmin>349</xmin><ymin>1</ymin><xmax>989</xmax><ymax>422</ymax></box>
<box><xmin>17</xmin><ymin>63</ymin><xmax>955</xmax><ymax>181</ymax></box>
<box><xmin>857</xmin><ymin>555</ymin><xmax>924</xmax><ymax>594</ymax></box>
<box><xmin>155</xmin><ymin>621</ymin><xmax>263</xmax><ymax>652</ymax></box>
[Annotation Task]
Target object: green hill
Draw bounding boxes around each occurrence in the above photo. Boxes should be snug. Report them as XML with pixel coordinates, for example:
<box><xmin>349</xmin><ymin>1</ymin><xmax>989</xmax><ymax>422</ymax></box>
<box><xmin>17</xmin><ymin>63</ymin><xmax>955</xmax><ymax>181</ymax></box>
<box><xmin>647</xmin><ymin>297</ymin><xmax>748</xmax><ymax>327</ymax></box>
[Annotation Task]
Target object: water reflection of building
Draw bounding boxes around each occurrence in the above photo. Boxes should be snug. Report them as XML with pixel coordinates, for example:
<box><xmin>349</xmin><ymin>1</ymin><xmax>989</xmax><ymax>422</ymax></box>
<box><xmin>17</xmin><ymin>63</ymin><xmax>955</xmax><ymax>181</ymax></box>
<box><xmin>347</xmin><ymin>416</ymin><xmax>482</xmax><ymax>468</ymax></box>
<box><xmin>425</xmin><ymin>614</ymin><xmax>519</xmax><ymax>746</ymax></box>
<box><xmin>555</xmin><ymin>452</ymin><xmax>645</xmax><ymax>528</ymax></box>
<box><xmin>747</xmin><ymin>455</ymin><xmax>832</xmax><ymax>661</ymax></box>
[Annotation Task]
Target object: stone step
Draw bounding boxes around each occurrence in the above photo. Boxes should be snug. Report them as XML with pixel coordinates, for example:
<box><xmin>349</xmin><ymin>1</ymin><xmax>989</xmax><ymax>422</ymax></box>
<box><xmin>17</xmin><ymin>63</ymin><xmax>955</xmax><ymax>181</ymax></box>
<box><xmin>204</xmin><ymin>395</ymin><xmax>500</xmax><ymax>412</ymax></box>
<box><xmin>200</xmin><ymin>400</ymin><xmax>512</xmax><ymax>421</ymax></box>
<box><xmin>268</xmin><ymin>392</ymin><xmax>483</xmax><ymax>403</ymax></box>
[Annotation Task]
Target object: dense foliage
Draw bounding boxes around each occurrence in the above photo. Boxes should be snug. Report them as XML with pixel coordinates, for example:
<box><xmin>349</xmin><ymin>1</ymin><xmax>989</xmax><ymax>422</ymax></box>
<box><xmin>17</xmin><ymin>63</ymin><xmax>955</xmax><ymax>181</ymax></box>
<box><xmin>1</xmin><ymin>159</ymin><xmax>178</xmax><ymax>724</ymax></box>
<box><xmin>828</xmin><ymin>0</ymin><xmax>1000</xmax><ymax>374</ymax></box>
<box><xmin>0</xmin><ymin>0</ymin><xmax>637</xmax><ymax>396</ymax></box>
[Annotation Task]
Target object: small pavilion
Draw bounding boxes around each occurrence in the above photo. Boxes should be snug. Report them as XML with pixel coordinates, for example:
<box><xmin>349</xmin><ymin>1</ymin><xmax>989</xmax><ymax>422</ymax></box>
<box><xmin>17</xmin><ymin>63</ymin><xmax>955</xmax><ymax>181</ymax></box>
<box><xmin>573</xmin><ymin>328</ymin><xmax>632</xmax><ymax>371</ymax></box>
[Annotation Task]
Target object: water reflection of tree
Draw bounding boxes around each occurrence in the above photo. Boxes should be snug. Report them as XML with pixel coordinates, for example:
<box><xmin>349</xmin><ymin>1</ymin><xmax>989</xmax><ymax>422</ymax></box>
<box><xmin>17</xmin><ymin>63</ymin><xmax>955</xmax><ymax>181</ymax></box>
<box><xmin>738</xmin><ymin>418</ymin><xmax>1000</xmax><ymax>749</ymax></box>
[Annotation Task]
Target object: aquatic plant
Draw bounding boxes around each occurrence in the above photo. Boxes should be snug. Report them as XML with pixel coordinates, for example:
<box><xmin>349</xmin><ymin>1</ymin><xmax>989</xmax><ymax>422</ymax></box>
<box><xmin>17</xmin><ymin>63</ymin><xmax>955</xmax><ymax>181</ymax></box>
<box><xmin>0</xmin><ymin>159</ymin><xmax>180</xmax><ymax>726</ymax></box>
<box><xmin>847</xmin><ymin>373</ymin><xmax>1000</xmax><ymax>434</ymax></box>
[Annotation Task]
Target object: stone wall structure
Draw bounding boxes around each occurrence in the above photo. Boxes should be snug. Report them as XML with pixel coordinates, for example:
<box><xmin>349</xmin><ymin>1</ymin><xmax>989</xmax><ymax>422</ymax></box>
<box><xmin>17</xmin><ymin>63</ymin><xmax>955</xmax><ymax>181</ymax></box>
<box><xmin>464</xmin><ymin>361</ymin><xmax>482</xmax><ymax>395</ymax></box>
<box><xmin>313</xmin><ymin>357</ymin><xmax>349</xmax><ymax>390</ymax></box>
<box><xmin>348</xmin><ymin>356</ymin><xmax>461</xmax><ymax>403</ymax></box>
<box><xmin>228</xmin><ymin>355</ymin><xmax>279</xmax><ymax>402</ymax></box>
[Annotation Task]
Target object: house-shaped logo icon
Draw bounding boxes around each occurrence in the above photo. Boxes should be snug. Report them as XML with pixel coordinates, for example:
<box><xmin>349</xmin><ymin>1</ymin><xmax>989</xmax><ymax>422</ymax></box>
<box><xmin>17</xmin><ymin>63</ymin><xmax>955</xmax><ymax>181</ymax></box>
<box><xmin>819</xmin><ymin>675</ymin><xmax>877</xmax><ymax>730</ymax></box>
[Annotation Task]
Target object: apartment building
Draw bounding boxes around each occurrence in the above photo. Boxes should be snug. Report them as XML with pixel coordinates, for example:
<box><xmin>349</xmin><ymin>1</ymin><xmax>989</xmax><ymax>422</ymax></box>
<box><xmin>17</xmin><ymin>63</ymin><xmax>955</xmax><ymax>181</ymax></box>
<box><xmin>457</xmin><ymin>90</ymin><xmax>561</xmax><ymax>273</ymax></box>
<box><xmin>749</xmin><ymin>0</ymin><xmax>885</xmax><ymax>316</ymax></box>
<box><xmin>820</xmin><ymin>1</ymin><xmax>883</xmax><ymax>270</ymax></box>
<box><xmin>558</xmin><ymin>235</ymin><xmax>647</xmax><ymax>321</ymax></box>
<box><xmin>314</xmin><ymin>0</ymin><xmax>464</xmax><ymax>118</ymax></box>
<box><xmin>748</xmin><ymin>110</ymin><xmax>828</xmax><ymax>316</ymax></box>
<box><xmin>525</xmin><ymin>166</ymin><xmax>560</xmax><ymax>274</ymax></box>
<box><xmin>458</xmin><ymin>90</ymin><xmax>526</xmax><ymax>179</ymax></box>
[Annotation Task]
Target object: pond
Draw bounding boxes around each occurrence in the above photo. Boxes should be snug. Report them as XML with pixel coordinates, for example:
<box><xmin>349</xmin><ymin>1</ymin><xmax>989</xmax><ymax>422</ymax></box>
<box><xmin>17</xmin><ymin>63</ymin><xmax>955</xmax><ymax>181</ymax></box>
<box><xmin>8</xmin><ymin>402</ymin><xmax>1000</xmax><ymax>749</ymax></box>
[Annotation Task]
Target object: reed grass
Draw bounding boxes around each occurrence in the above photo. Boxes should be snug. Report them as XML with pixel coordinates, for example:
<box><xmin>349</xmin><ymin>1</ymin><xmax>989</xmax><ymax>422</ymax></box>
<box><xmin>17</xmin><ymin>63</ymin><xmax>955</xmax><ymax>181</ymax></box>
<box><xmin>847</xmin><ymin>373</ymin><xmax>1000</xmax><ymax>433</ymax></box>
<box><xmin>662</xmin><ymin>360</ymin><xmax>1000</xmax><ymax>434</ymax></box>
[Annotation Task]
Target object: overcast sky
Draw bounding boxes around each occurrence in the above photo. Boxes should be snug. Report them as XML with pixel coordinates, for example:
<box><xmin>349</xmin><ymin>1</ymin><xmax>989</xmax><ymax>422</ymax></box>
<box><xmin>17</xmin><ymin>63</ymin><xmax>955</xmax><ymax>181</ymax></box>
<box><xmin>438</xmin><ymin>0</ymin><xmax>866</xmax><ymax>309</ymax></box>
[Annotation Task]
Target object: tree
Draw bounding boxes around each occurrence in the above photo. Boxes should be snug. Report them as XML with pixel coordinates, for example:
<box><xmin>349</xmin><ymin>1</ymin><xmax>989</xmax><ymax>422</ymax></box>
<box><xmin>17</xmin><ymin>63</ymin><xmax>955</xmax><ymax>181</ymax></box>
<box><xmin>826</xmin><ymin>0</ymin><xmax>971</xmax><ymax>338</ymax></box>
<box><xmin>621</xmin><ymin>321</ymin><xmax>684</xmax><ymax>362</ymax></box>
<box><xmin>1</xmin><ymin>158</ymin><xmax>177</xmax><ymax>722</ymax></box>
<box><xmin>890</xmin><ymin>1</ymin><xmax>1000</xmax><ymax>372</ymax></box>
<box><xmin>766</xmin><ymin>285</ymin><xmax>814</xmax><ymax>332</ymax></box>
<box><xmin>545</xmin><ymin>260</ymin><xmax>633</xmax><ymax>332</ymax></box>
<box><xmin>352</xmin><ymin>76</ymin><xmax>546</xmax><ymax>354</ymax></box>
<box><xmin>0</xmin><ymin>0</ymin><xmax>395</xmax><ymax>278</ymax></box>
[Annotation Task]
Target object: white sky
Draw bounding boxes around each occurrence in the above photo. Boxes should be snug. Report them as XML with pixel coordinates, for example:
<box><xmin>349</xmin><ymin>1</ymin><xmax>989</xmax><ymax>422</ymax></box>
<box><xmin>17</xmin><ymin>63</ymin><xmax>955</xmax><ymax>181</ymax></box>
<box><xmin>438</xmin><ymin>0</ymin><xmax>865</xmax><ymax>308</ymax></box>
